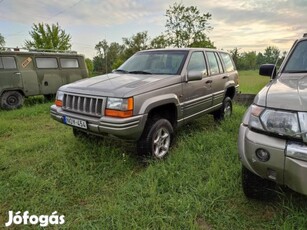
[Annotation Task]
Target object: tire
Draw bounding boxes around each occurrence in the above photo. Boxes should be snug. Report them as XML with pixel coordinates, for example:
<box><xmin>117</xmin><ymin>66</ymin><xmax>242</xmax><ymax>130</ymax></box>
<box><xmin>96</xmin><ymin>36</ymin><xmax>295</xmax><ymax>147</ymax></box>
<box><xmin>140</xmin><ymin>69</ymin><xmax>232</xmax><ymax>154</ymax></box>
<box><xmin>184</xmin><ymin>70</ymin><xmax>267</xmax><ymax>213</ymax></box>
<box><xmin>137</xmin><ymin>117</ymin><xmax>174</xmax><ymax>159</ymax></box>
<box><xmin>213</xmin><ymin>96</ymin><xmax>232</xmax><ymax>121</ymax></box>
<box><xmin>241</xmin><ymin>166</ymin><xmax>276</xmax><ymax>200</ymax></box>
<box><xmin>0</xmin><ymin>91</ymin><xmax>24</xmax><ymax>110</ymax></box>
<box><xmin>73</xmin><ymin>128</ymin><xmax>89</xmax><ymax>139</ymax></box>
<box><xmin>44</xmin><ymin>94</ymin><xmax>55</xmax><ymax>101</ymax></box>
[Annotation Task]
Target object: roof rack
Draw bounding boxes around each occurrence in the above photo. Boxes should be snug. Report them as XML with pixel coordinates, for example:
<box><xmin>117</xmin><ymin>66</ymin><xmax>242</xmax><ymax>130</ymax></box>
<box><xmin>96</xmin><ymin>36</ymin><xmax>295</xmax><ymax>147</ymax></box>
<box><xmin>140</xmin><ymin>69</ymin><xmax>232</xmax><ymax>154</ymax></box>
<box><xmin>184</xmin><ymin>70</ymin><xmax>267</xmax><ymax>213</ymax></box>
<box><xmin>2</xmin><ymin>47</ymin><xmax>77</xmax><ymax>54</ymax></box>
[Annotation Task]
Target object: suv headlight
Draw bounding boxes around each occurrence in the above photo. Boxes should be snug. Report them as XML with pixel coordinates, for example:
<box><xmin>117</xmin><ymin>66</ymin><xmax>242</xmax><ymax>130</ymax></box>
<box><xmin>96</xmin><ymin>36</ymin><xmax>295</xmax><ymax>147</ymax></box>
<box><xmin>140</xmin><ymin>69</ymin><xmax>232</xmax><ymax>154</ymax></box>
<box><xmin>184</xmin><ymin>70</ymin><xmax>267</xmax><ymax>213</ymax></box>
<box><xmin>249</xmin><ymin>105</ymin><xmax>301</xmax><ymax>137</ymax></box>
<box><xmin>55</xmin><ymin>91</ymin><xmax>64</xmax><ymax>107</ymax></box>
<box><xmin>105</xmin><ymin>97</ymin><xmax>134</xmax><ymax>118</ymax></box>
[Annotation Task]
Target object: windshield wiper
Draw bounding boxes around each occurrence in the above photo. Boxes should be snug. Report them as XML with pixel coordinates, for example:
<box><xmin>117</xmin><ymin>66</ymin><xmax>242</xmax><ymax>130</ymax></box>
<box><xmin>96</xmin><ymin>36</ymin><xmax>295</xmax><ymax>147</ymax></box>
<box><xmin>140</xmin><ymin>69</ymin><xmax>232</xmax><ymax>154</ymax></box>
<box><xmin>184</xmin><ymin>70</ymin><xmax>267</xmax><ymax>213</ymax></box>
<box><xmin>129</xmin><ymin>70</ymin><xmax>152</xmax><ymax>75</ymax></box>
<box><xmin>114</xmin><ymin>69</ymin><xmax>129</xmax><ymax>73</ymax></box>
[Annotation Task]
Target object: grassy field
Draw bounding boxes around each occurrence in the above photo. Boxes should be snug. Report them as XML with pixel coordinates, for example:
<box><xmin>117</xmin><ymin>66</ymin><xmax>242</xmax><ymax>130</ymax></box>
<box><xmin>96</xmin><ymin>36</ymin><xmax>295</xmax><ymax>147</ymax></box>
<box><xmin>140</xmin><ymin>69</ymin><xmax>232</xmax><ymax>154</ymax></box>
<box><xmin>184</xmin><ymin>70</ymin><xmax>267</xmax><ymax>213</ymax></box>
<box><xmin>0</xmin><ymin>70</ymin><xmax>306</xmax><ymax>229</ymax></box>
<box><xmin>238</xmin><ymin>70</ymin><xmax>271</xmax><ymax>94</ymax></box>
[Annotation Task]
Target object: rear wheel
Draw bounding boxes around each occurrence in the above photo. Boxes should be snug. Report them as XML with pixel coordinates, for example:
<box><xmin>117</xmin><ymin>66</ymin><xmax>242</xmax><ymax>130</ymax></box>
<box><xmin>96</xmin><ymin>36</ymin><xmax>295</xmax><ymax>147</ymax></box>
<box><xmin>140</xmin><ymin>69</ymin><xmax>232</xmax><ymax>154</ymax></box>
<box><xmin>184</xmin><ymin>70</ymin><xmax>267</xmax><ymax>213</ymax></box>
<box><xmin>137</xmin><ymin>117</ymin><xmax>174</xmax><ymax>159</ymax></box>
<box><xmin>213</xmin><ymin>96</ymin><xmax>232</xmax><ymax>121</ymax></box>
<box><xmin>0</xmin><ymin>91</ymin><xmax>24</xmax><ymax>110</ymax></box>
<box><xmin>242</xmin><ymin>166</ymin><xmax>277</xmax><ymax>200</ymax></box>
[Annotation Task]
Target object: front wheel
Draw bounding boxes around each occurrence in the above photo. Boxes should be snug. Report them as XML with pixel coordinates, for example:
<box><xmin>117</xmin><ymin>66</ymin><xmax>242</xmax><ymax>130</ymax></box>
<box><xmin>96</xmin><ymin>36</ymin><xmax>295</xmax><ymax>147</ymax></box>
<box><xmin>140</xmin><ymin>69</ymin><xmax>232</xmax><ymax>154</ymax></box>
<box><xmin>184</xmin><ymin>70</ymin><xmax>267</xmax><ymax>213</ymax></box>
<box><xmin>241</xmin><ymin>166</ymin><xmax>277</xmax><ymax>200</ymax></box>
<box><xmin>213</xmin><ymin>96</ymin><xmax>232</xmax><ymax>121</ymax></box>
<box><xmin>137</xmin><ymin>117</ymin><xmax>174</xmax><ymax>159</ymax></box>
<box><xmin>0</xmin><ymin>91</ymin><xmax>24</xmax><ymax>110</ymax></box>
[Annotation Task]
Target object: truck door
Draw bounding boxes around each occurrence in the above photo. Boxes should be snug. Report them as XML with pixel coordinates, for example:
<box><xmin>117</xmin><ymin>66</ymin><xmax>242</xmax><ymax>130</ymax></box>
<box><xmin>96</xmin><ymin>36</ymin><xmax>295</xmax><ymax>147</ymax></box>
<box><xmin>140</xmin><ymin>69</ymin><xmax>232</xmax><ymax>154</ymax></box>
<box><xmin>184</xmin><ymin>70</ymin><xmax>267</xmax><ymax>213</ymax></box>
<box><xmin>35</xmin><ymin>57</ymin><xmax>62</xmax><ymax>95</ymax></box>
<box><xmin>59</xmin><ymin>57</ymin><xmax>83</xmax><ymax>84</ymax></box>
<box><xmin>19</xmin><ymin>55</ymin><xmax>39</xmax><ymax>96</ymax></box>
<box><xmin>182</xmin><ymin>51</ymin><xmax>212</xmax><ymax>121</ymax></box>
<box><xmin>205</xmin><ymin>51</ymin><xmax>227</xmax><ymax>107</ymax></box>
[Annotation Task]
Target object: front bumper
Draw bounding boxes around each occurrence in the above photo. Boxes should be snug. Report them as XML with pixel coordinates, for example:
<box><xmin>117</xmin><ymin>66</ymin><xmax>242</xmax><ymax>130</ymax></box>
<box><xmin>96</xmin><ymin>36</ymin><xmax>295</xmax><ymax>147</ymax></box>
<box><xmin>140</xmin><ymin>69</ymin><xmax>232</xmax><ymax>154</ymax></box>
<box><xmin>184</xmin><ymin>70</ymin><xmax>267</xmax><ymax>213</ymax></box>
<box><xmin>238</xmin><ymin>124</ymin><xmax>307</xmax><ymax>196</ymax></box>
<box><xmin>50</xmin><ymin>105</ymin><xmax>147</xmax><ymax>140</ymax></box>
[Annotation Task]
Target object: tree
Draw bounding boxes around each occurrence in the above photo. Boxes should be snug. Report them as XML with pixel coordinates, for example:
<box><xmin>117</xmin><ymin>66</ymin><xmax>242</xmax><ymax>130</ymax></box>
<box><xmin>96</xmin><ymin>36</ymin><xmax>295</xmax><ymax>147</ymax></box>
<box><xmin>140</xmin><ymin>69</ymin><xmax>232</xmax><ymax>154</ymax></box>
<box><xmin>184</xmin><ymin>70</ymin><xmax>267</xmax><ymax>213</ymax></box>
<box><xmin>263</xmin><ymin>46</ymin><xmax>280</xmax><ymax>64</ymax></box>
<box><xmin>85</xmin><ymin>58</ymin><xmax>94</xmax><ymax>76</ymax></box>
<box><xmin>165</xmin><ymin>3</ymin><xmax>213</xmax><ymax>48</ymax></box>
<box><xmin>122</xmin><ymin>31</ymin><xmax>150</xmax><ymax>60</ymax></box>
<box><xmin>0</xmin><ymin>33</ymin><xmax>5</xmax><ymax>50</ymax></box>
<box><xmin>94</xmin><ymin>39</ymin><xmax>124</xmax><ymax>74</ymax></box>
<box><xmin>25</xmin><ymin>23</ymin><xmax>72</xmax><ymax>51</ymax></box>
<box><xmin>150</xmin><ymin>34</ymin><xmax>168</xmax><ymax>49</ymax></box>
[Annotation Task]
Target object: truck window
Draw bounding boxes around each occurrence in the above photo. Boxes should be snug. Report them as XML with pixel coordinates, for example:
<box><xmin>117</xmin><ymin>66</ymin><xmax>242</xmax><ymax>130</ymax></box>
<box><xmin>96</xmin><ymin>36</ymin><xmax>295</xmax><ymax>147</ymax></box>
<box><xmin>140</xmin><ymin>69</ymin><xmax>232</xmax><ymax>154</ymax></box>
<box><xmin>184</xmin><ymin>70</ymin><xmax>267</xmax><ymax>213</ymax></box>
<box><xmin>36</xmin><ymin>57</ymin><xmax>58</xmax><ymax>69</ymax></box>
<box><xmin>187</xmin><ymin>51</ymin><xmax>207</xmax><ymax>73</ymax></box>
<box><xmin>220</xmin><ymin>53</ymin><xmax>235</xmax><ymax>72</ymax></box>
<box><xmin>0</xmin><ymin>57</ymin><xmax>17</xmax><ymax>69</ymax></box>
<box><xmin>60</xmin><ymin>58</ymin><xmax>79</xmax><ymax>68</ymax></box>
<box><xmin>206</xmin><ymin>51</ymin><xmax>220</xmax><ymax>75</ymax></box>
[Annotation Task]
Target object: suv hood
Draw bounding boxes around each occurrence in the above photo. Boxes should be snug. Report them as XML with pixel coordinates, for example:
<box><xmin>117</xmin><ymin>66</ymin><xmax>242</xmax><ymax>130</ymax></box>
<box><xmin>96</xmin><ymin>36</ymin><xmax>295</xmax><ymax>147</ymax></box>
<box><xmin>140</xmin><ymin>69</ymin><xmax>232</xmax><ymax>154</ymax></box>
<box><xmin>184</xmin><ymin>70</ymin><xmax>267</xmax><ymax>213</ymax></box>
<box><xmin>257</xmin><ymin>74</ymin><xmax>307</xmax><ymax>111</ymax></box>
<box><xmin>59</xmin><ymin>73</ymin><xmax>180</xmax><ymax>97</ymax></box>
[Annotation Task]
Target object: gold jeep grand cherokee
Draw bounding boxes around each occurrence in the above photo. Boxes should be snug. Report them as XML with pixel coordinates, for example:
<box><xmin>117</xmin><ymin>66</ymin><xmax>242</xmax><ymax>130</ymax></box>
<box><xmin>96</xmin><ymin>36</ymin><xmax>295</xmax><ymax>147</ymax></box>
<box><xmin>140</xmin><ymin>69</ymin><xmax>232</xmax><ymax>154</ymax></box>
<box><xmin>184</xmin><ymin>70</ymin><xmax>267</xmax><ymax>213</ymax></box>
<box><xmin>238</xmin><ymin>34</ymin><xmax>307</xmax><ymax>199</ymax></box>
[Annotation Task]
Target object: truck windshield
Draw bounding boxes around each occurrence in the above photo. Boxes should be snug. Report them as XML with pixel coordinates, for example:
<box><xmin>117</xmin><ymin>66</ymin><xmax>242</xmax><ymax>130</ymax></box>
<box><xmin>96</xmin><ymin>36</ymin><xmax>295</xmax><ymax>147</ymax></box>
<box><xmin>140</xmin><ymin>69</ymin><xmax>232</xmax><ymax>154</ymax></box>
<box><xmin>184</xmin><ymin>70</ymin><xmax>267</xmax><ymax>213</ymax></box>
<box><xmin>284</xmin><ymin>40</ymin><xmax>307</xmax><ymax>73</ymax></box>
<box><xmin>117</xmin><ymin>50</ymin><xmax>188</xmax><ymax>75</ymax></box>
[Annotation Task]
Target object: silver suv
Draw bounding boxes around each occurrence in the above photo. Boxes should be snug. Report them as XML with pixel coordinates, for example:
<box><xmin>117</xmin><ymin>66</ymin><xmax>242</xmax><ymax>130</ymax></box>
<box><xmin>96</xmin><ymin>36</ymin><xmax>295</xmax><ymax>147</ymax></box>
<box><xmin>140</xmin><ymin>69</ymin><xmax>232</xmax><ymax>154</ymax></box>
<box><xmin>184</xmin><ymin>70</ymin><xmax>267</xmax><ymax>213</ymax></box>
<box><xmin>238</xmin><ymin>34</ymin><xmax>307</xmax><ymax>198</ymax></box>
<box><xmin>51</xmin><ymin>48</ymin><xmax>238</xmax><ymax>158</ymax></box>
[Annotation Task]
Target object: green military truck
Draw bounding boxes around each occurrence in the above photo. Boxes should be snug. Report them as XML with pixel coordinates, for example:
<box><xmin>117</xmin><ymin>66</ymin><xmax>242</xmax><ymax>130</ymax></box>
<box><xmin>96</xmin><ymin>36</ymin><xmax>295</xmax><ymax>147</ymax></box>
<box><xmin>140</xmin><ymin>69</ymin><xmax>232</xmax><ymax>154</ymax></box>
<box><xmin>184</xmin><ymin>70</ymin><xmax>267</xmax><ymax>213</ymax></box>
<box><xmin>0</xmin><ymin>48</ymin><xmax>88</xmax><ymax>109</ymax></box>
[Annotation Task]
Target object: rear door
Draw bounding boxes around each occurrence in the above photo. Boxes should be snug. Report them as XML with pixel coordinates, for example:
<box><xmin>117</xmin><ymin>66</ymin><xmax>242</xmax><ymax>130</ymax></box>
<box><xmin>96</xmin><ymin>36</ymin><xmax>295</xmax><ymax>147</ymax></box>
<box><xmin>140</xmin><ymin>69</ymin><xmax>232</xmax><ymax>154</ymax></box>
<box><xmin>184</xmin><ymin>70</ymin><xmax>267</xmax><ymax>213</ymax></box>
<box><xmin>182</xmin><ymin>51</ymin><xmax>212</xmax><ymax>121</ymax></box>
<box><xmin>35</xmin><ymin>56</ymin><xmax>62</xmax><ymax>95</ymax></box>
<box><xmin>59</xmin><ymin>57</ymin><xmax>83</xmax><ymax>84</ymax></box>
<box><xmin>205</xmin><ymin>51</ymin><xmax>227</xmax><ymax>107</ymax></box>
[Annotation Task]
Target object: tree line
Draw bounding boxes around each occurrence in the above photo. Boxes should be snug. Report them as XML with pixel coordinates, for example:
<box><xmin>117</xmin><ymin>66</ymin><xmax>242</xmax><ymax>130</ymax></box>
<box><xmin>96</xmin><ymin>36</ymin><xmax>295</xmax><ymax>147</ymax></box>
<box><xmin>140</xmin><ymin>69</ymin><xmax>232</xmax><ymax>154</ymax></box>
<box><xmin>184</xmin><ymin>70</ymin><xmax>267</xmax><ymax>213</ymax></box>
<box><xmin>0</xmin><ymin>3</ymin><xmax>285</xmax><ymax>74</ymax></box>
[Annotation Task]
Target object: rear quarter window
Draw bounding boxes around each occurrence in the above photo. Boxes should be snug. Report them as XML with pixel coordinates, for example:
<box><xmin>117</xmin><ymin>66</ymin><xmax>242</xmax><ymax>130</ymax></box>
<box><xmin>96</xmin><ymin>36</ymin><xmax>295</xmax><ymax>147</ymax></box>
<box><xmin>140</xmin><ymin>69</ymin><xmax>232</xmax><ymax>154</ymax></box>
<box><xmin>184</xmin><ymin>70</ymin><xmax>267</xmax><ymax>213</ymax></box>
<box><xmin>60</xmin><ymin>58</ymin><xmax>79</xmax><ymax>68</ymax></box>
<box><xmin>220</xmin><ymin>53</ymin><xmax>235</xmax><ymax>72</ymax></box>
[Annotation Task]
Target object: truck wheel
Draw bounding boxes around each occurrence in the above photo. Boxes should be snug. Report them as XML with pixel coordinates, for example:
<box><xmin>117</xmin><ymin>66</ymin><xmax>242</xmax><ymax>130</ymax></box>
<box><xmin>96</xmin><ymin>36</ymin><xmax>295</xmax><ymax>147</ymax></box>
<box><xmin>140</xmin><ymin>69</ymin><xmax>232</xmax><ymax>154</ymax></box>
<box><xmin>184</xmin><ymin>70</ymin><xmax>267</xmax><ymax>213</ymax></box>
<box><xmin>0</xmin><ymin>91</ymin><xmax>24</xmax><ymax>110</ymax></box>
<box><xmin>137</xmin><ymin>117</ymin><xmax>174</xmax><ymax>159</ymax></box>
<box><xmin>213</xmin><ymin>96</ymin><xmax>232</xmax><ymax>121</ymax></box>
<box><xmin>73</xmin><ymin>128</ymin><xmax>88</xmax><ymax>138</ymax></box>
<box><xmin>242</xmin><ymin>166</ymin><xmax>276</xmax><ymax>200</ymax></box>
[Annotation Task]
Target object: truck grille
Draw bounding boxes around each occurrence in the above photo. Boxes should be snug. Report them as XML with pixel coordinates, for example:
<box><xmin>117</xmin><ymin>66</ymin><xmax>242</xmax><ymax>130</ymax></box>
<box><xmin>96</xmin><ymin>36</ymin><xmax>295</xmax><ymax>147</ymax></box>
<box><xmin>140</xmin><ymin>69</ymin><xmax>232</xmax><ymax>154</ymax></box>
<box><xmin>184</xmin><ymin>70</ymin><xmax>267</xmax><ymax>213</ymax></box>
<box><xmin>62</xmin><ymin>94</ymin><xmax>104</xmax><ymax>117</ymax></box>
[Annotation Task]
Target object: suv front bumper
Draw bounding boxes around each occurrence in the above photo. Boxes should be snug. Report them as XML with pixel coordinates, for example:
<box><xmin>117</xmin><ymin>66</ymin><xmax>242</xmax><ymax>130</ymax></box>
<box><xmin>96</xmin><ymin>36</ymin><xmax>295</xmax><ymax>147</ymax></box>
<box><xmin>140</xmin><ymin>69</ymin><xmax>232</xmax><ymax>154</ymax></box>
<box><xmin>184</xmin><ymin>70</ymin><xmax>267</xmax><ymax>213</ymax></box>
<box><xmin>50</xmin><ymin>105</ymin><xmax>147</xmax><ymax>140</ymax></box>
<box><xmin>238</xmin><ymin>124</ymin><xmax>307</xmax><ymax>196</ymax></box>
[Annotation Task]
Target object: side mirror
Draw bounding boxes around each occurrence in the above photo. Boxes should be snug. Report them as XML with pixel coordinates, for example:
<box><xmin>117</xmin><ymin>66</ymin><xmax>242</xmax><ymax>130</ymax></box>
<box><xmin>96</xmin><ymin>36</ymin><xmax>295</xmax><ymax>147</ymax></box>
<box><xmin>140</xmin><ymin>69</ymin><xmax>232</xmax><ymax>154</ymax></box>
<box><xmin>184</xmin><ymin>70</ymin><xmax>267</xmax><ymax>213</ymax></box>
<box><xmin>259</xmin><ymin>64</ymin><xmax>277</xmax><ymax>78</ymax></box>
<box><xmin>187</xmin><ymin>70</ymin><xmax>206</xmax><ymax>81</ymax></box>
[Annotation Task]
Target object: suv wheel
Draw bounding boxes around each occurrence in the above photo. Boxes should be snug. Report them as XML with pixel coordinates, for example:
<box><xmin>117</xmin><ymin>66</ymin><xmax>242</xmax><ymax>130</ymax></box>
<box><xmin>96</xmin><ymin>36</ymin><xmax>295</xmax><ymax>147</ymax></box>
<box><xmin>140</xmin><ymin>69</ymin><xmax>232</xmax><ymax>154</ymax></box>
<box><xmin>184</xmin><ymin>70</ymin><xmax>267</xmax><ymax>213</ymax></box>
<box><xmin>242</xmin><ymin>166</ymin><xmax>276</xmax><ymax>200</ymax></box>
<box><xmin>213</xmin><ymin>96</ymin><xmax>232</xmax><ymax>121</ymax></box>
<box><xmin>0</xmin><ymin>91</ymin><xmax>24</xmax><ymax>110</ymax></box>
<box><xmin>137</xmin><ymin>117</ymin><xmax>173</xmax><ymax>159</ymax></box>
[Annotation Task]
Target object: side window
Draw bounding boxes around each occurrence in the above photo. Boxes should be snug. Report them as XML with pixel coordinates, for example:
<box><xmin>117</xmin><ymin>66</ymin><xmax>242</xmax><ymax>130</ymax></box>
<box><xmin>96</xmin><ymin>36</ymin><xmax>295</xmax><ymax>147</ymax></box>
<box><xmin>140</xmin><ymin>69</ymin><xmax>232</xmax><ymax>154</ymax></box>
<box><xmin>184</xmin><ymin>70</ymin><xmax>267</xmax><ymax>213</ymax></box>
<box><xmin>206</xmin><ymin>52</ymin><xmax>221</xmax><ymax>75</ymax></box>
<box><xmin>36</xmin><ymin>57</ymin><xmax>58</xmax><ymax>69</ymax></box>
<box><xmin>187</xmin><ymin>51</ymin><xmax>207</xmax><ymax>73</ymax></box>
<box><xmin>60</xmin><ymin>58</ymin><xmax>79</xmax><ymax>68</ymax></box>
<box><xmin>0</xmin><ymin>57</ymin><xmax>17</xmax><ymax>69</ymax></box>
<box><xmin>220</xmin><ymin>53</ymin><xmax>235</xmax><ymax>72</ymax></box>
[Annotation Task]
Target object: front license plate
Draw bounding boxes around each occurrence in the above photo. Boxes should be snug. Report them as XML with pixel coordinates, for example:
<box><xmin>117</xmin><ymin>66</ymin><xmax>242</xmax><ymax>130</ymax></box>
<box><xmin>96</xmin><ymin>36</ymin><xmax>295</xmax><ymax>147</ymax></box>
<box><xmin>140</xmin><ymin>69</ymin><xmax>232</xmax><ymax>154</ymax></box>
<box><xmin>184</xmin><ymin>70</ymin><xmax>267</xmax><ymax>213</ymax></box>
<box><xmin>64</xmin><ymin>116</ymin><xmax>87</xmax><ymax>129</ymax></box>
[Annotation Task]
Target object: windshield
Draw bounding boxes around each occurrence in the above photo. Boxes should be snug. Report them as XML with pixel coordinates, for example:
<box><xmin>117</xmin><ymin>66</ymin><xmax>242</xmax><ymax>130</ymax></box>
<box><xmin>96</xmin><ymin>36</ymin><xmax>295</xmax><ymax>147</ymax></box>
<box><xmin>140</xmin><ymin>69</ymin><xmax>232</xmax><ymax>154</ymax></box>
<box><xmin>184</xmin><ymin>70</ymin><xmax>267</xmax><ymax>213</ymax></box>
<box><xmin>117</xmin><ymin>50</ymin><xmax>188</xmax><ymax>75</ymax></box>
<box><xmin>284</xmin><ymin>40</ymin><xmax>307</xmax><ymax>73</ymax></box>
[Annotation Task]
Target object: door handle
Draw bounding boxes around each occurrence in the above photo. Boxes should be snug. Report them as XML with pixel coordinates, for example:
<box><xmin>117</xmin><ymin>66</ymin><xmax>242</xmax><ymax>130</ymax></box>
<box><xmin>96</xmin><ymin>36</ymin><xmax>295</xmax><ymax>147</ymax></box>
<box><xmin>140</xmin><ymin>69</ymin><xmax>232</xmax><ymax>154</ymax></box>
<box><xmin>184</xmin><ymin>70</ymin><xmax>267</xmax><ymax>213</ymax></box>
<box><xmin>205</xmin><ymin>80</ymin><xmax>212</xmax><ymax>84</ymax></box>
<box><xmin>222</xmin><ymin>76</ymin><xmax>229</xmax><ymax>79</ymax></box>
<box><xmin>14</xmin><ymin>72</ymin><xmax>21</xmax><ymax>75</ymax></box>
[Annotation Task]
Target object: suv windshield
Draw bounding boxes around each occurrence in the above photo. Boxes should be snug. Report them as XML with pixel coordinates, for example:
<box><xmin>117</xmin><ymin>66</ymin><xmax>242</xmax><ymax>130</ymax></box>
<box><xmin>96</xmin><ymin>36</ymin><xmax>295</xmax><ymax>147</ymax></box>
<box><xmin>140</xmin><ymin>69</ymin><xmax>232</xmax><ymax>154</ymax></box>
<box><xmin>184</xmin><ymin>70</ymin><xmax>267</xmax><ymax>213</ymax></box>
<box><xmin>117</xmin><ymin>50</ymin><xmax>188</xmax><ymax>75</ymax></box>
<box><xmin>284</xmin><ymin>40</ymin><xmax>307</xmax><ymax>73</ymax></box>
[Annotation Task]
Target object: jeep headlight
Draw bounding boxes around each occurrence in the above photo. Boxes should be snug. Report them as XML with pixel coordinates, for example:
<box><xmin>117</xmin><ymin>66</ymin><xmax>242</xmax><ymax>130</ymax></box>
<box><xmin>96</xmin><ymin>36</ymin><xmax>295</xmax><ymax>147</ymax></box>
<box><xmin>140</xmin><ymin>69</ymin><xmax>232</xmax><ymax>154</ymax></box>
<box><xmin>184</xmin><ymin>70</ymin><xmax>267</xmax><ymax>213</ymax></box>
<box><xmin>55</xmin><ymin>91</ymin><xmax>64</xmax><ymax>107</ymax></box>
<box><xmin>249</xmin><ymin>105</ymin><xmax>300</xmax><ymax>137</ymax></box>
<box><xmin>105</xmin><ymin>97</ymin><xmax>134</xmax><ymax>118</ymax></box>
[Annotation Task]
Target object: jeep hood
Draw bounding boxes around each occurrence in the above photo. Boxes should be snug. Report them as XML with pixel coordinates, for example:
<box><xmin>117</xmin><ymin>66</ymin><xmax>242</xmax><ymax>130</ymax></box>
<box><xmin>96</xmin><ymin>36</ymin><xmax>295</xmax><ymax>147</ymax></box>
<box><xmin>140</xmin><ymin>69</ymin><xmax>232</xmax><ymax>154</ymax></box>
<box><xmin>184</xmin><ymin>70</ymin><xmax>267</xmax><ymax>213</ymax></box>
<box><xmin>59</xmin><ymin>73</ymin><xmax>180</xmax><ymax>97</ymax></box>
<box><xmin>255</xmin><ymin>74</ymin><xmax>307</xmax><ymax>111</ymax></box>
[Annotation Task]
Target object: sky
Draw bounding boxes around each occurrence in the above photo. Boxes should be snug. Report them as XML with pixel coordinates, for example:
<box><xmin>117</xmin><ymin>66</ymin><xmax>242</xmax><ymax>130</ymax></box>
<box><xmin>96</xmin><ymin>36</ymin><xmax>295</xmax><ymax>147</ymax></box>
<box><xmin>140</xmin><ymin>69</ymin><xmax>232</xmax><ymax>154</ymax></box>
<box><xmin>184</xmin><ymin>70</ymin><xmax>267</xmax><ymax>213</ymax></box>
<box><xmin>0</xmin><ymin>0</ymin><xmax>306</xmax><ymax>58</ymax></box>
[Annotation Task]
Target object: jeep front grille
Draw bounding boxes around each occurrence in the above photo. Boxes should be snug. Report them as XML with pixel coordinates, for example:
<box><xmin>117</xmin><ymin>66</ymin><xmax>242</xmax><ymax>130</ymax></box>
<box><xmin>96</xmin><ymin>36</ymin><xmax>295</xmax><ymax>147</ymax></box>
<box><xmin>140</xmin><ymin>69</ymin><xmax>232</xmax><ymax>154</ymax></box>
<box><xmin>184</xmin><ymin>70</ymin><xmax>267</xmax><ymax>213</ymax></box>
<box><xmin>62</xmin><ymin>94</ymin><xmax>104</xmax><ymax>117</ymax></box>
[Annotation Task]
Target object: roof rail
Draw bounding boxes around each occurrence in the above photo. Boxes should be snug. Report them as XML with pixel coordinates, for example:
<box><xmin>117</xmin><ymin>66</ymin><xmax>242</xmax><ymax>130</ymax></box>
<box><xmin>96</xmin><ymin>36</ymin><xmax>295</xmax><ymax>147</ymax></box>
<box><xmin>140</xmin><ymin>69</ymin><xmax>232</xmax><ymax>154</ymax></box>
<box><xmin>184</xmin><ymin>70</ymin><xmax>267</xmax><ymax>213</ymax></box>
<box><xmin>2</xmin><ymin>47</ymin><xmax>77</xmax><ymax>54</ymax></box>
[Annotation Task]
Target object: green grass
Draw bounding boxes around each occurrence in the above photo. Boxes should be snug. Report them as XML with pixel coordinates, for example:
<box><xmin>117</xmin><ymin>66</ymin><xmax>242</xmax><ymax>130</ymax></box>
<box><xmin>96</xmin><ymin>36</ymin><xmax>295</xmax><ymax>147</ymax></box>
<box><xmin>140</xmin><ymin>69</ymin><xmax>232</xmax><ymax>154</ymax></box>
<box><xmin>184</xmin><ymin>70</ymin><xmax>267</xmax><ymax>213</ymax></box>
<box><xmin>0</xmin><ymin>71</ymin><xmax>306</xmax><ymax>229</ymax></box>
<box><xmin>238</xmin><ymin>70</ymin><xmax>271</xmax><ymax>94</ymax></box>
